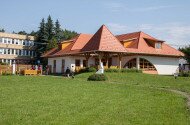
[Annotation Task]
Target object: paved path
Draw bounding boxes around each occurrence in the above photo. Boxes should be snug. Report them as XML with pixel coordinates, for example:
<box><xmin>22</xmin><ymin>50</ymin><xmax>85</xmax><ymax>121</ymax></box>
<box><xmin>108</xmin><ymin>81</ymin><xmax>190</xmax><ymax>111</ymax></box>
<box><xmin>168</xmin><ymin>89</ymin><xmax>190</xmax><ymax>110</ymax></box>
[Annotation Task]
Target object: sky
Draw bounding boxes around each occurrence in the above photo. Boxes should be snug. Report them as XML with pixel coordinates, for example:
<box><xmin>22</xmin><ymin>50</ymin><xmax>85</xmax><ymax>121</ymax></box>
<box><xmin>0</xmin><ymin>0</ymin><xmax>190</xmax><ymax>47</ymax></box>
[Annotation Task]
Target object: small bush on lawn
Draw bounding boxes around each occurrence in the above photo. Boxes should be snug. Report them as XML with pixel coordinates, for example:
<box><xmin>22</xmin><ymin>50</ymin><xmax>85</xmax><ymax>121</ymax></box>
<box><xmin>88</xmin><ymin>74</ymin><xmax>108</xmax><ymax>81</ymax></box>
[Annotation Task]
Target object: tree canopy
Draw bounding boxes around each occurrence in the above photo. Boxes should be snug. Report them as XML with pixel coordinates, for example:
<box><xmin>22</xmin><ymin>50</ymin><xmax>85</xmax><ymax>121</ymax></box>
<box><xmin>0</xmin><ymin>28</ymin><xmax>5</xmax><ymax>32</ymax></box>
<box><xmin>179</xmin><ymin>45</ymin><xmax>190</xmax><ymax>63</ymax></box>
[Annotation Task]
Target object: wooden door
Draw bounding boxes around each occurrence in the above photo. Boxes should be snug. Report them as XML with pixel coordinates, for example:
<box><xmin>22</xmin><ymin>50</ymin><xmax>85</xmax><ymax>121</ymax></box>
<box><xmin>61</xmin><ymin>59</ymin><xmax>65</xmax><ymax>73</ymax></box>
<box><xmin>53</xmin><ymin>60</ymin><xmax>56</xmax><ymax>73</ymax></box>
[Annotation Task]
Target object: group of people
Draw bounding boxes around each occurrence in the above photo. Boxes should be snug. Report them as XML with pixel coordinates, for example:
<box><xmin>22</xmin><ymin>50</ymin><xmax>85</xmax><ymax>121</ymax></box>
<box><xmin>31</xmin><ymin>65</ymin><xmax>42</xmax><ymax>70</ymax></box>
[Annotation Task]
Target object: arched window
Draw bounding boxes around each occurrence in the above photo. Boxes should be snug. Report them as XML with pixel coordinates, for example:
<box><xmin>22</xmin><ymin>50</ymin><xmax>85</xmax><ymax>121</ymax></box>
<box><xmin>124</xmin><ymin>58</ymin><xmax>156</xmax><ymax>71</ymax></box>
<box><xmin>140</xmin><ymin>58</ymin><xmax>156</xmax><ymax>71</ymax></box>
<box><xmin>124</xmin><ymin>58</ymin><xmax>136</xmax><ymax>68</ymax></box>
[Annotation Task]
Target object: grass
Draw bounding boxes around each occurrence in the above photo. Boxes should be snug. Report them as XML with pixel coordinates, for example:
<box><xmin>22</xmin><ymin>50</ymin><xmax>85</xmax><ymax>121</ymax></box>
<box><xmin>0</xmin><ymin>73</ymin><xmax>190</xmax><ymax>125</ymax></box>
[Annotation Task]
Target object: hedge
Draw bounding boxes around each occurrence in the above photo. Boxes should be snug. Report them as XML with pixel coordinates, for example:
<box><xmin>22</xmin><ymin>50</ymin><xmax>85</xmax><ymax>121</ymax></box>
<box><xmin>104</xmin><ymin>68</ymin><xmax>142</xmax><ymax>73</ymax></box>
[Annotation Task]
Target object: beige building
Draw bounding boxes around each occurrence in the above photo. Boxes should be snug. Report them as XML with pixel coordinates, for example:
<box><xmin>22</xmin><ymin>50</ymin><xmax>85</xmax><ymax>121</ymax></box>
<box><xmin>0</xmin><ymin>32</ymin><xmax>37</xmax><ymax>65</ymax></box>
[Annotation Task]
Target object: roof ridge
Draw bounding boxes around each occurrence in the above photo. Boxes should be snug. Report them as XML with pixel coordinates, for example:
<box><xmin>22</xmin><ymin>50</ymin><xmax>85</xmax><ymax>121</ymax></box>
<box><xmin>116</xmin><ymin>31</ymin><xmax>141</xmax><ymax>37</ymax></box>
<box><xmin>102</xmin><ymin>25</ymin><xmax>127</xmax><ymax>51</ymax></box>
<box><xmin>98</xmin><ymin>25</ymin><xmax>104</xmax><ymax>50</ymax></box>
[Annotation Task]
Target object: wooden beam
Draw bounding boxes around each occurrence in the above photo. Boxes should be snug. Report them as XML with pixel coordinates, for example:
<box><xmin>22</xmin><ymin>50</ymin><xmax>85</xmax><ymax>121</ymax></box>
<box><xmin>84</xmin><ymin>53</ymin><xmax>91</xmax><ymax>67</ymax></box>
<box><xmin>118</xmin><ymin>53</ymin><xmax>123</xmax><ymax>69</ymax></box>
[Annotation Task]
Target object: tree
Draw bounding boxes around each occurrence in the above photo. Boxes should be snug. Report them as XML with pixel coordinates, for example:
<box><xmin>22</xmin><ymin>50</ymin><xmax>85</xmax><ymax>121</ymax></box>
<box><xmin>38</xmin><ymin>18</ymin><xmax>48</xmax><ymax>43</ymax></box>
<box><xmin>46</xmin><ymin>15</ymin><xmax>54</xmax><ymax>41</ymax></box>
<box><xmin>179</xmin><ymin>45</ymin><xmax>190</xmax><ymax>63</ymax></box>
<box><xmin>54</xmin><ymin>19</ymin><xmax>62</xmax><ymax>42</ymax></box>
<box><xmin>0</xmin><ymin>28</ymin><xmax>5</xmax><ymax>32</ymax></box>
<box><xmin>46</xmin><ymin>37</ymin><xmax>58</xmax><ymax>51</ymax></box>
<box><xmin>30</xmin><ymin>30</ymin><xmax>38</xmax><ymax>36</ymax></box>
<box><xmin>17</xmin><ymin>31</ymin><xmax>28</xmax><ymax>35</ymax></box>
<box><xmin>62</xmin><ymin>29</ymin><xmax>78</xmax><ymax>40</ymax></box>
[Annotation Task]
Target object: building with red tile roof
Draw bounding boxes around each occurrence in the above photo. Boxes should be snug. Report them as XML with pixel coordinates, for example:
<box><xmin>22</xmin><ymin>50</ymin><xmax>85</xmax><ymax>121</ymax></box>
<box><xmin>43</xmin><ymin>25</ymin><xmax>184</xmax><ymax>75</ymax></box>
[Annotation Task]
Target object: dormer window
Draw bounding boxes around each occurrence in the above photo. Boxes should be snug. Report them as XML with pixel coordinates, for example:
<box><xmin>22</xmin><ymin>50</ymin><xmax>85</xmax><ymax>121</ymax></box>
<box><xmin>155</xmin><ymin>42</ymin><xmax>161</xmax><ymax>49</ymax></box>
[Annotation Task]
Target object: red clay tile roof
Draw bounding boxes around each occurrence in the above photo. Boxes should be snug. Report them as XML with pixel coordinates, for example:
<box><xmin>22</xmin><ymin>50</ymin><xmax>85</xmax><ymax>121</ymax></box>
<box><xmin>42</xmin><ymin>34</ymin><xmax>93</xmax><ymax>57</ymax></box>
<box><xmin>82</xmin><ymin>25</ymin><xmax>127</xmax><ymax>52</ymax></box>
<box><xmin>43</xmin><ymin>25</ymin><xmax>184</xmax><ymax>58</ymax></box>
<box><xmin>116</xmin><ymin>31</ymin><xmax>184</xmax><ymax>57</ymax></box>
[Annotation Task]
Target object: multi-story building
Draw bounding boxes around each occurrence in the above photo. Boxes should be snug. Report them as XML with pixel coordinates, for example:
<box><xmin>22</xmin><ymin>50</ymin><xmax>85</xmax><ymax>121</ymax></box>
<box><xmin>0</xmin><ymin>32</ymin><xmax>37</xmax><ymax>65</ymax></box>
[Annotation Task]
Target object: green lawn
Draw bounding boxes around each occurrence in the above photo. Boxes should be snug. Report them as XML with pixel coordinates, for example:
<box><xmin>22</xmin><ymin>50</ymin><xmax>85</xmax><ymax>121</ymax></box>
<box><xmin>0</xmin><ymin>73</ymin><xmax>190</xmax><ymax>125</ymax></box>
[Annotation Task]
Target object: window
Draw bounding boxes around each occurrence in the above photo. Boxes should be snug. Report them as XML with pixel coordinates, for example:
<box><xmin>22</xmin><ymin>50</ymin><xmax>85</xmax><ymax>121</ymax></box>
<box><xmin>12</xmin><ymin>39</ymin><xmax>14</xmax><ymax>44</ymax></box>
<box><xmin>15</xmin><ymin>49</ymin><xmax>18</xmax><ymax>55</ymax></box>
<box><xmin>28</xmin><ymin>51</ymin><xmax>30</xmax><ymax>56</ymax></box>
<box><xmin>83</xmin><ymin>60</ymin><xmax>87</xmax><ymax>67</ymax></box>
<box><xmin>75</xmin><ymin>59</ymin><xmax>80</xmax><ymax>66</ymax></box>
<box><xmin>23</xmin><ymin>41</ymin><xmax>25</xmax><ymax>45</ymax></box>
<box><xmin>8</xmin><ymin>39</ymin><xmax>11</xmax><ymax>44</ymax></box>
<box><xmin>124</xmin><ymin>58</ymin><xmax>136</xmax><ymax>68</ymax></box>
<box><xmin>53</xmin><ymin>60</ymin><xmax>56</xmax><ymax>68</ymax></box>
<box><xmin>19</xmin><ymin>50</ymin><xmax>22</xmax><ymax>55</ymax></box>
<box><xmin>0</xmin><ymin>48</ymin><xmax>3</xmax><ymax>54</ymax></box>
<box><xmin>155</xmin><ymin>42</ymin><xmax>161</xmax><ymax>49</ymax></box>
<box><xmin>15</xmin><ymin>39</ymin><xmax>18</xmax><ymax>44</ymax></box>
<box><xmin>4</xmin><ymin>38</ymin><xmax>7</xmax><ymax>43</ymax></box>
<box><xmin>7</xmin><ymin>49</ymin><xmax>10</xmax><ymax>54</ymax></box>
<box><xmin>4</xmin><ymin>49</ymin><xmax>7</xmax><ymax>54</ymax></box>
<box><xmin>27</xmin><ymin>41</ymin><xmax>30</xmax><ymax>46</ymax></box>
<box><xmin>26</xmin><ymin>50</ymin><xmax>29</xmax><ymax>56</ymax></box>
<box><xmin>11</xmin><ymin>49</ymin><xmax>14</xmax><ymax>54</ymax></box>
<box><xmin>0</xmin><ymin>38</ymin><xmax>2</xmax><ymax>43</ymax></box>
<box><xmin>30</xmin><ymin>41</ymin><xmax>34</xmax><ymax>46</ymax></box>
<box><xmin>139</xmin><ymin>58</ymin><xmax>156</xmax><ymax>70</ymax></box>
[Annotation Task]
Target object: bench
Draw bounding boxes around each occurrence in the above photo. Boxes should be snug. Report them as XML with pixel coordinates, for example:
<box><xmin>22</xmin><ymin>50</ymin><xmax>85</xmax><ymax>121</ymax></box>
<box><xmin>23</xmin><ymin>70</ymin><xmax>42</xmax><ymax>75</ymax></box>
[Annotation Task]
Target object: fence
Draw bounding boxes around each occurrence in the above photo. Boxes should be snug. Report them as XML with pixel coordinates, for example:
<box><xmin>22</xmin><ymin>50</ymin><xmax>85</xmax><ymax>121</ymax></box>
<box><xmin>0</xmin><ymin>64</ymin><xmax>36</xmax><ymax>75</ymax></box>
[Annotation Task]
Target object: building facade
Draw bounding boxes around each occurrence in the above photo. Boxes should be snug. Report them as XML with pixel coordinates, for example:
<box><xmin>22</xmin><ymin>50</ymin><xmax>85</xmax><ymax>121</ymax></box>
<box><xmin>43</xmin><ymin>25</ymin><xmax>184</xmax><ymax>75</ymax></box>
<box><xmin>0</xmin><ymin>32</ymin><xmax>37</xmax><ymax>65</ymax></box>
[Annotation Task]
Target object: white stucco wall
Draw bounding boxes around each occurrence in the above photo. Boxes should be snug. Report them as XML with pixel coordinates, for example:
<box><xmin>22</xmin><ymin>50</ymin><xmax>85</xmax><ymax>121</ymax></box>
<box><xmin>48</xmin><ymin>55</ymin><xmax>179</xmax><ymax>75</ymax></box>
<box><xmin>119</xmin><ymin>55</ymin><xmax>180</xmax><ymax>75</ymax></box>
<box><xmin>48</xmin><ymin>56</ymin><xmax>95</xmax><ymax>73</ymax></box>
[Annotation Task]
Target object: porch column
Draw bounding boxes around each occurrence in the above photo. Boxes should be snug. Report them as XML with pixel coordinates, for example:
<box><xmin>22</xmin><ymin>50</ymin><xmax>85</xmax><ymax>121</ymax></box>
<box><xmin>98</xmin><ymin>53</ymin><xmax>103</xmax><ymax>69</ymax></box>
<box><xmin>104</xmin><ymin>53</ymin><xmax>109</xmax><ymax>68</ymax></box>
<box><xmin>118</xmin><ymin>53</ymin><xmax>123</xmax><ymax>69</ymax></box>
<box><xmin>136</xmin><ymin>56</ymin><xmax>140</xmax><ymax>70</ymax></box>
<box><xmin>84</xmin><ymin>53</ymin><xmax>90</xmax><ymax>67</ymax></box>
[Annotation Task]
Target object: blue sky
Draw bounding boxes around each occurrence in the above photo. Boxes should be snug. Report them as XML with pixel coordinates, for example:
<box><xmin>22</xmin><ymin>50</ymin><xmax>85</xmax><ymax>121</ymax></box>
<box><xmin>0</xmin><ymin>0</ymin><xmax>190</xmax><ymax>46</ymax></box>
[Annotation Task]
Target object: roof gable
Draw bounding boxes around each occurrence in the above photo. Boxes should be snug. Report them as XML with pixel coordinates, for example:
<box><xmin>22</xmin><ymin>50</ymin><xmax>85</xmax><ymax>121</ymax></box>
<box><xmin>82</xmin><ymin>25</ymin><xmax>126</xmax><ymax>52</ymax></box>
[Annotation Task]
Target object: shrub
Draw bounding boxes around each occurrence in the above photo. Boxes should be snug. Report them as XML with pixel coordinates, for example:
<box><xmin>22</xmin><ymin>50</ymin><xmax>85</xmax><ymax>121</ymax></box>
<box><xmin>104</xmin><ymin>68</ymin><xmax>142</xmax><ymax>73</ymax></box>
<box><xmin>1</xmin><ymin>72</ymin><xmax>13</xmax><ymax>76</ymax></box>
<box><xmin>86</xmin><ymin>67</ymin><xmax>97</xmax><ymax>72</ymax></box>
<box><xmin>104</xmin><ymin>68</ymin><xmax>120</xmax><ymax>72</ymax></box>
<box><xmin>179</xmin><ymin>71</ymin><xmax>190</xmax><ymax>77</ymax></box>
<box><xmin>120</xmin><ymin>68</ymin><xmax>142</xmax><ymax>73</ymax></box>
<box><xmin>88</xmin><ymin>74</ymin><xmax>108</xmax><ymax>81</ymax></box>
<box><xmin>0</xmin><ymin>62</ymin><xmax>8</xmax><ymax>65</ymax></box>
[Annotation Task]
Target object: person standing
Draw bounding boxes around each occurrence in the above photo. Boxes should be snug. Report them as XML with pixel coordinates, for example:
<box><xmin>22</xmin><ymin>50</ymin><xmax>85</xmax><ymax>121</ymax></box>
<box><xmin>65</xmin><ymin>67</ymin><xmax>71</xmax><ymax>78</ymax></box>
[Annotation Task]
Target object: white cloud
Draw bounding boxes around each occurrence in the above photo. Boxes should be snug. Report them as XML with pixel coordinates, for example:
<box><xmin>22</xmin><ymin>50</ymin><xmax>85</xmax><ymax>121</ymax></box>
<box><xmin>104</xmin><ymin>2</ymin><xmax>125</xmax><ymax>12</ymax></box>
<box><xmin>103</xmin><ymin>1</ymin><xmax>177</xmax><ymax>13</ymax></box>
<box><xmin>107</xmin><ymin>23</ymin><xmax>128</xmax><ymax>32</ymax></box>
<box><xmin>107</xmin><ymin>23</ymin><xmax>190</xmax><ymax>47</ymax></box>
<box><xmin>131</xmin><ymin>5</ymin><xmax>176</xmax><ymax>12</ymax></box>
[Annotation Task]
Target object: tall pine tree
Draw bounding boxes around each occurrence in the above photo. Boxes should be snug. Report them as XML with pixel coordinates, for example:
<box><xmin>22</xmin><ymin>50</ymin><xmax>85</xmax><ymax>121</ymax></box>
<box><xmin>54</xmin><ymin>19</ymin><xmax>62</xmax><ymax>42</ymax></box>
<box><xmin>46</xmin><ymin>15</ymin><xmax>54</xmax><ymax>41</ymax></box>
<box><xmin>38</xmin><ymin>18</ymin><xmax>47</xmax><ymax>43</ymax></box>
